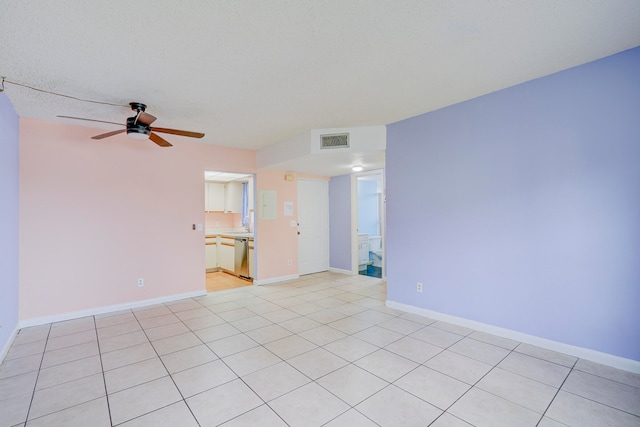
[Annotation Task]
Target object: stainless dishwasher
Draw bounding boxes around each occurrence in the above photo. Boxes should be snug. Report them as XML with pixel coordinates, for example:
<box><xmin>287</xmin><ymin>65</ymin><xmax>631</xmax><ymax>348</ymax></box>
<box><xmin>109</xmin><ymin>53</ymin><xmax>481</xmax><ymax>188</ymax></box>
<box><xmin>234</xmin><ymin>237</ymin><xmax>249</xmax><ymax>279</ymax></box>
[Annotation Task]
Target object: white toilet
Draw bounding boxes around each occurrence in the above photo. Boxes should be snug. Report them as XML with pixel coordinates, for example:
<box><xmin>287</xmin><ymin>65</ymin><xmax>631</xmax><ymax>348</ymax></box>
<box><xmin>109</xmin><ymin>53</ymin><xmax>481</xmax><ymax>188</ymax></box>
<box><xmin>368</xmin><ymin>236</ymin><xmax>382</xmax><ymax>267</ymax></box>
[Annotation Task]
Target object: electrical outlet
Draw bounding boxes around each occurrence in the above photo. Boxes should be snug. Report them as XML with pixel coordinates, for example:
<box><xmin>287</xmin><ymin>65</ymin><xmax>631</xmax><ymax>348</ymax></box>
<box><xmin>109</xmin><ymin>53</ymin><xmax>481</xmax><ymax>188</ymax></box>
<box><xmin>137</xmin><ymin>278</ymin><xmax>144</xmax><ymax>287</ymax></box>
<box><xmin>287</xmin><ymin>259</ymin><xmax>292</xmax><ymax>266</ymax></box>
<box><xmin>416</xmin><ymin>282</ymin><xmax>423</xmax><ymax>293</ymax></box>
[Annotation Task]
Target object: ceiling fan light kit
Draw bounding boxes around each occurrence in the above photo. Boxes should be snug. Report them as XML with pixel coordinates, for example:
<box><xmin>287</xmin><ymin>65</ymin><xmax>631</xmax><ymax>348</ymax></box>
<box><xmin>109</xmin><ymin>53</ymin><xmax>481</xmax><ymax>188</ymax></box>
<box><xmin>126</xmin><ymin>127</ymin><xmax>151</xmax><ymax>139</ymax></box>
<box><xmin>126</xmin><ymin>116</ymin><xmax>151</xmax><ymax>139</ymax></box>
<box><xmin>57</xmin><ymin>102</ymin><xmax>204</xmax><ymax>147</ymax></box>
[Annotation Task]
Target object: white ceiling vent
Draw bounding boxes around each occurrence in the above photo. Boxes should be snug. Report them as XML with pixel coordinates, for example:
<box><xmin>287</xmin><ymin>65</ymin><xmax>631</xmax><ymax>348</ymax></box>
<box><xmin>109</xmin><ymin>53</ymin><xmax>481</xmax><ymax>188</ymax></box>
<box><xmin>320</xmin><ymin>133</ymin><xmax>349</xmax><ymax>149</ymax></box>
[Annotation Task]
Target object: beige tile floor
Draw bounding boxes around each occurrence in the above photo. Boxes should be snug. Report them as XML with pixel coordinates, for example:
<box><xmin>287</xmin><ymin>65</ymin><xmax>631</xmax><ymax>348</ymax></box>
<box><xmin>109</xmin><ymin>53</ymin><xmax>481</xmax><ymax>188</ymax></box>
<box><xmin>1</xmin><ymin>272</ymin><xmax>639</xmax><ymax>427</ymax></box>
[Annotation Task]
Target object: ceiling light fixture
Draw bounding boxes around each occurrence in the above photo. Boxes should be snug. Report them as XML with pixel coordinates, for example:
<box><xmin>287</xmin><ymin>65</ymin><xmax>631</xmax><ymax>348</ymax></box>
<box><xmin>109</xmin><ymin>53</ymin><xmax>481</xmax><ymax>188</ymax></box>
<box><xmin>352</xmin><ymin>165</ymin><xmax>363</xmax><ymax>172</ymax></box>
<box><xmin>126</xmin><ymin>129</ymin><xmax>150</xmax><ymax>139</ymax></box>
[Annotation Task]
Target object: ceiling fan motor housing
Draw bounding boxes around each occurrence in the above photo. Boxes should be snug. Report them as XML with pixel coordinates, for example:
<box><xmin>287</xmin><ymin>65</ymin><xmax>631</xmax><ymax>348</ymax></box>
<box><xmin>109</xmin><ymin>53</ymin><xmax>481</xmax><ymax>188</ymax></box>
<box><xmin>126</xmin><ymin>116</ymin><xmax>151</xmax><ymax>139</ymax></box>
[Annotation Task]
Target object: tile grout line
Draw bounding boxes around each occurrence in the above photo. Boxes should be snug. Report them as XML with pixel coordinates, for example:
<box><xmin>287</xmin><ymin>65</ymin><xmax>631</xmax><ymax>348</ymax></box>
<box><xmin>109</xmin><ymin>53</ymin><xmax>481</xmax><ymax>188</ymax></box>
<box><xmin>21</xmin><ymin>323</ymin><xmax>51</xmax><ymax>425</ymax></box>
<box><xmin>218</xmin><ymin>278</ymin><xmax>388</xmax><ymax>425</ymax></box>
<box><xmin>154</xmin><ymin>291</ymin><xmax>330</xmax><ymax>425</ymax></box>
<box><xmin>8</xmin><ymin>285</ymin><xmax>394</xmax><ymax>426</ymax></box>
<box><xmin>15</xmin><ymin>274</ymin><xmax>633</xmax><ymax>426</ymax></box>
<box><xmin>5</xmin><ymin>277</ymin><xmax>413</xmax><ymax>425</ymax></box>
<box><xmin>288</xmin><ymin>299</ymin><xmax>425</xmax><ymax>427</ymax></box>
<box><xmin>92</xmin><ymin>314</ymin><xmax>115</xmax><ymax>427</ymax></box>
<box><xmin>545</xmin><ymin>362</ymin><xmax>640</xmax><ymax>420</ymax></box>
<box><xmin>5</xmin><ymin>277</ymin><xmax>371</xmax><ymax>426</ymax></box>
<box><xmin>128</xmin><ymin>302</ymin><xmax>204</xmax><ymax>427</ymax></box>
<box><xmin>424</xmin><ymin>337</ymin><xmax>518</xmax><ymax>426</ymax></box>
<box><xmin>12</xmin><ymin>323</ymin><xmax>114</xmax><ymax>425</ymax></box>
<box><xmin>258</xmin><ymin>284</ymin><xmax>390</xmax><ymax>427</ymax></box>
<box><xmin>535</xmin><ymin>357</ymin><xmax>578</xmax><ymax>427</ymax></box>
<box><xmin>184</xmin><ymin>295</ymin><xmax>293</xmax><ymax>426</ymax></box>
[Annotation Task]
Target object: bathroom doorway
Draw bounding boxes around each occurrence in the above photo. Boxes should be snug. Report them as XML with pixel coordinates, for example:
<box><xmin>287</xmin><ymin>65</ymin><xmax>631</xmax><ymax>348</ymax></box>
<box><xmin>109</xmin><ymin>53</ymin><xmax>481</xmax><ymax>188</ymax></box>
<box><xmin>356</xmin><ymin>171</ymin><xmax>384</xmax><ymax>278</ymax></box>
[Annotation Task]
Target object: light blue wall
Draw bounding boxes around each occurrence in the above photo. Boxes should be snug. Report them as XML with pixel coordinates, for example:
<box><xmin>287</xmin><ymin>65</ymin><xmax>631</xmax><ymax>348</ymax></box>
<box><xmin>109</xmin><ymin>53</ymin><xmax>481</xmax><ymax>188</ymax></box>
<box><xmin>357</xmin><ymin>179</ymin><xmax>378</xmax><ymax>237</ymax></box>
<box><xmin>329</xmin><ymin>174</ymin><xmax>352</xmax><ymax>271</ymax></box>
<box><xmin>0</xmin><ymin>93</ymin><xmax>20</xmax><ymax>357</ymax></box>
<box><xmin>386</xmin><ymin>47</ymin><xmax>640</xmax><ymax>361</ymax></box>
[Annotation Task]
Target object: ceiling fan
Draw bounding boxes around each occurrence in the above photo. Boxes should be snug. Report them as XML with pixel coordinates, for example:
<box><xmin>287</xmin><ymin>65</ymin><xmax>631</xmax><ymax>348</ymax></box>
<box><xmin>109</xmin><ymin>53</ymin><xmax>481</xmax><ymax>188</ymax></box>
<box><xmin>58</xmin><ymin>102</ymin><xmax>205</xmax><ymax>147</ymax></box>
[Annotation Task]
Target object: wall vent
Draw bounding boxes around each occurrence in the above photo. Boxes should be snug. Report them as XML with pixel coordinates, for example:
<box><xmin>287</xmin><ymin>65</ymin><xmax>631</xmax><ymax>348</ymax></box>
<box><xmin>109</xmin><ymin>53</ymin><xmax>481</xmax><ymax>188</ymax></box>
<box><xmin>320</xmin><ymin>133</ymin><xmax>349</xmax><ymax>149</ymax></box>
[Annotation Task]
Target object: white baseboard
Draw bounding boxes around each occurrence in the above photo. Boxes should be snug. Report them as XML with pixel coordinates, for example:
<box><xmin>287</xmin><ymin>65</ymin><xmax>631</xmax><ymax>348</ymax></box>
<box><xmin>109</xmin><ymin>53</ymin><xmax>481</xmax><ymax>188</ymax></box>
<box><xmin>387</xmin><ymin>300</ymin><xmax>640</xmax><ymax>374</ymax></box>
<box><xmin>0</xmin><ymin>325</ymin><xmax>20</xmax><ymax>365</ymax></box>
<box><xmin>253</xmin><ymin>274</ymin><xmax>300</xmax><ymax>286</ymax></box>
<box><xmin>19</xmin><ymin>290</ymin><xmax>207</xmax><ymax>329</ymax></box>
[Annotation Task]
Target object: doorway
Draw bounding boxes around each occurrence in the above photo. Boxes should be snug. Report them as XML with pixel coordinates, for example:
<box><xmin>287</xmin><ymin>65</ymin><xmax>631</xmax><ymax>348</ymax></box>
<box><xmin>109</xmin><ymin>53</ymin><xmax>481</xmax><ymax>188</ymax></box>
<box><xmin>204</xmin><ymin>170</ymin><xmax>255</xmax><ymax>292</ymax></box>
<box><xmin>355</xmin><ymin>171</ymin><xmax>384</xmax><ymax>278</ymax></box>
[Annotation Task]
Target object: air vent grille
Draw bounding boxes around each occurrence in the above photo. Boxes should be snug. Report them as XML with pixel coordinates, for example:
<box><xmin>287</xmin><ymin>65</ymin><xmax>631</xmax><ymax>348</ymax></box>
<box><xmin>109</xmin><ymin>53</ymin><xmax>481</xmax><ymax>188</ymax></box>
<box><xmin>320</xmin><ymin>133</ymin><xmax>349</xmax><ymax>149</ymax></box>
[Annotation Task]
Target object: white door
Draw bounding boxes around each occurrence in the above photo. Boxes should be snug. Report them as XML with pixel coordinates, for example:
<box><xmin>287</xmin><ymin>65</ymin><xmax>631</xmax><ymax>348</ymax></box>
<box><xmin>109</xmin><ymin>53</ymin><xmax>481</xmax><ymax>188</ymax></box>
<box><xmin>298</xmin><ymin>179</ymin><xmax>329</xmax><ymax>275</ymax></box>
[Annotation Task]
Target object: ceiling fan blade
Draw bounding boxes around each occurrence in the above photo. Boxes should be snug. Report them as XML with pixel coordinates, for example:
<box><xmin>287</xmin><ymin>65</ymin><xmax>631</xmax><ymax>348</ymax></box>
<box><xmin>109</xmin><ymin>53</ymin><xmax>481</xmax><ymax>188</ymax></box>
<box><xmin>57</xmin><ymin>115</ymin><xmax>123</xmax><ymax>126</ymax></box>
<box><xmin>91</xmin><ymin>129</ymin><xmax>126</xmax><ymax>140</ymax></box>
<box><xmin>150</xmin><ymin>132</ymin><xmax>173</xmax><ymax>147</ymax></box>
<box><xmin>136</xmin><ymin>111</ymin><xmax>157</xmax><ymax>126</ymax></box>
<box><xmin>151</xmin><ymin>127</ymin><xmax>205</xmax><ymax>138</ymax></box>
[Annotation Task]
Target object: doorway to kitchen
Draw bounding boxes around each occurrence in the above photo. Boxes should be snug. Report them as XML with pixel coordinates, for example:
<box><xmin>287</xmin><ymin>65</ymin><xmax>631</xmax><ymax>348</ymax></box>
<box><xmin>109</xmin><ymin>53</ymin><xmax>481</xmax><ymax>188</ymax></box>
<box><xmin>355</xmin><ymin>171</ymin><xmax>384</xmax><ymax>278</ymax></box>
<box><xmin>204</xmin><ymin>171</ymin><xmax>255</xmax><ymax>292</ymax></box>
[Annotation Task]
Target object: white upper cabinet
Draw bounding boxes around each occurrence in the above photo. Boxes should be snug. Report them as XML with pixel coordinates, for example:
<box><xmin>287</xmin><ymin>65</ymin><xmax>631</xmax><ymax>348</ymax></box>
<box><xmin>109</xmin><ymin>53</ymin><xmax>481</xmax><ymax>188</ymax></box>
<box><xmin>205</xmin><ymin>182</ymin><xmax>225</xmax><ymax>212</ymax></box>
<box><xmin>224</xmin><ymin>182</ymin><xmax>243</xmax><ymax>213</ymax></box>
<box><xmin>204</xmin><ymin>180</ymin><xmax>248</xmax><ymax>213</ymax></box>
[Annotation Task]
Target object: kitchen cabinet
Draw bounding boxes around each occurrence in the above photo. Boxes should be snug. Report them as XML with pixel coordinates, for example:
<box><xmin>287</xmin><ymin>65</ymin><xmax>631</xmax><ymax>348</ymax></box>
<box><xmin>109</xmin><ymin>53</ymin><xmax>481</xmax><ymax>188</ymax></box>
<box><xmin>224</xmin><ymin>182</ymin><xmax>243</xmax><ymax>213</ymax></box>
<box><xmin>219</xmin><ymin>237</ymin><xmax>235</xmax><ymax>272</ymax></box>
<box><xmin>205</xmin><ymin>182</ymin><xmax>225</xmax><ymax>212</ymax></box>
<box><xmin>248</xmin><ymin>239</ymin><xmax>254</xmax><ymax>279</ymax></box>
<box><xmin>205</xmin><ymin>237</ymin><xmax>218</xmax><ymax>271</ymax></box>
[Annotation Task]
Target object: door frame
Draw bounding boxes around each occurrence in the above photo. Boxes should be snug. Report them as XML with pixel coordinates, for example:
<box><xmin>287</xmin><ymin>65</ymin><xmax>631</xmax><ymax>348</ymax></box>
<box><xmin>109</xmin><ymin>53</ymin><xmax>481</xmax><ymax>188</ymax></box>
<box><xmin>203</xmin><ymin>170</ymin><xmax>257</xmax><ymax>283</ymax></box>
<box><xmin>351</xmin><ymin>169</ymin><xmax>385</xmax><ymax>277</ymax></box>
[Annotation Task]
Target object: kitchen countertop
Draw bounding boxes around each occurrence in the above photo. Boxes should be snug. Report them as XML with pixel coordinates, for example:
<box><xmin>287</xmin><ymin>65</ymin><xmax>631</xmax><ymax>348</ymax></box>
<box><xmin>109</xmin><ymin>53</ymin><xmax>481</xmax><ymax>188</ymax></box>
<box><xmin>221</xmin><ymin>233</ymin><xmax>253</xmax><ymax>239</ymax></box>
<box><xmin>206</xmin><ymin>233</ymin><xmax>254</xmax><ymax>239</ymax></box>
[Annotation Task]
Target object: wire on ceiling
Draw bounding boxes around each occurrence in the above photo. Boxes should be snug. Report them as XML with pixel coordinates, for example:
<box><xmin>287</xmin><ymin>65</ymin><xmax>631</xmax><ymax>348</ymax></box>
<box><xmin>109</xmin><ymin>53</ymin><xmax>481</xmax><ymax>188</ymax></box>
<box><xmin>0</xmin><ymin>77</ymin><xmax>127</xmax><ymax>107</ymax></box>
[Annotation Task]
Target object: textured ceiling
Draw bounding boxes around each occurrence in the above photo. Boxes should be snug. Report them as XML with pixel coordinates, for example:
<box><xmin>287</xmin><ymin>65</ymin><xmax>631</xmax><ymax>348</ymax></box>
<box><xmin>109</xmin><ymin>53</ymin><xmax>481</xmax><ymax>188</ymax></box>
<box><xmin>1</xmin><ymin>1</ymin><xmax>639</xmax><ymax>158</ymax></box>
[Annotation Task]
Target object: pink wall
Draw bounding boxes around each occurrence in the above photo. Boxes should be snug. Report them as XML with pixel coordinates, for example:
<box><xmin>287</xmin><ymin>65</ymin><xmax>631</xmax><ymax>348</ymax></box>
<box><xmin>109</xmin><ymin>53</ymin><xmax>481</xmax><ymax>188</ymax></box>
<box><xmin>19</xmin><ymin>119</ymin><xmax>256</xmax><ymax>320</ymax></box>
<box><xmin>254</xmin><ymin>172</ymin><xmax>330</xmax><ymax>280</ymax></box>
<box><xmin>255</xmin><ymin>170</ymin><xmax>299</xmax><ymax>279</ymax></box>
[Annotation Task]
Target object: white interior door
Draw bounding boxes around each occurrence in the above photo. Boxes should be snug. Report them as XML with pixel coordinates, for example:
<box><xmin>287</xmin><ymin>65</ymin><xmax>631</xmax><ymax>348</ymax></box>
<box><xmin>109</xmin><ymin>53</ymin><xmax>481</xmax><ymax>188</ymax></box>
<box><xmin>298</xmin><ymin>179</ymin><xmax>329</xmax><ymax>275</ymax></box>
